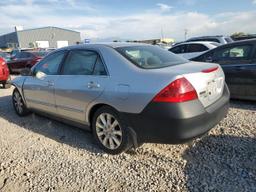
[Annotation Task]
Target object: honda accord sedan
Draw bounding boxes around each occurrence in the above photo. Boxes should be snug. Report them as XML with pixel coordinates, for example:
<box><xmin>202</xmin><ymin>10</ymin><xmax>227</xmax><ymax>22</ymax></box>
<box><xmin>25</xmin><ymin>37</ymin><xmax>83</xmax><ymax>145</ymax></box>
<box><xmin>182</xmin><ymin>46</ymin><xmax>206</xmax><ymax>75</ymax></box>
<box><xmin>11</xmin><ymin>43</ymin><xmax>229</xmax><ymax>154</ymax></box>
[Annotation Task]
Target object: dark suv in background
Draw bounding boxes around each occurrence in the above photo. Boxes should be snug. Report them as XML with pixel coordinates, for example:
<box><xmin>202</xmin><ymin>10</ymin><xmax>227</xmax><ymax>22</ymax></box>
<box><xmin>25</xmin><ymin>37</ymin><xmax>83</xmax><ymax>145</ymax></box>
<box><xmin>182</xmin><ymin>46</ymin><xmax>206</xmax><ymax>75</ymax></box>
<box><xmin>191</xmin><ymin>39</ymin><xmax>256</xmax><ymax>101</ymax></box>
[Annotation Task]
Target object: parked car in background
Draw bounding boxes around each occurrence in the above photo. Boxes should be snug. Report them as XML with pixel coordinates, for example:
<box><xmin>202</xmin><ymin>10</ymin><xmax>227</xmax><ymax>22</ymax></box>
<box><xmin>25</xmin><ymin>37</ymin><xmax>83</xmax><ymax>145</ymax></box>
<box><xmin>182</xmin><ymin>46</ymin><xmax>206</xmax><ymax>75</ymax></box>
<box><xmin>11</xmin><ymin>43</ymin><xmax>229</xmax><ymax>154</ymax></box>
<box><xmin>169</xmin><ymin>41</ymin><xmax>220</xmax><ymax>59</ymax></box>
<box><xmin>191</xmin><ymin>39</ymin><xmax>256</xmax><ymax>101</ymax></box>
<box><xmin>186</xmin><ymin>35</ymin><xmax>233</xmax><ymax>45</ymax></box>
<box><xmin>156</xmin><ymin>43</ymin><xmax>172</xmax><ymax>50</ymax></box>
<box><xmin>0</xmin><ymin>57</ymin><xmax>11</xmax><ymax>88</ymax></box>
<box><xmin>0</xmin><ymin>52</ymin><xmax>11</xmax><ymax>62</ymax></box>
<box><xmin>8</xmin><ymin>51</ymin><xmax>48</xmax><ymax>73</ymax></box>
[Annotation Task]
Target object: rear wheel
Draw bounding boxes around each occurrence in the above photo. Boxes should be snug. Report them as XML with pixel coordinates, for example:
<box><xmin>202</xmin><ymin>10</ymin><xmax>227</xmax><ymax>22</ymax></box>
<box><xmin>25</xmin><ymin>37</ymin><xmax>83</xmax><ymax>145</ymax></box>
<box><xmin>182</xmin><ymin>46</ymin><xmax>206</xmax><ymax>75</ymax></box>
<box><xmin>12</xmin><ymin>88</ymin><xmax>30</xmax><ymax>116</ymax></box>
<box><xmin>92</xmin><ymin>106</ymin><xmax>132</xmax><ymax>154</ymax></box>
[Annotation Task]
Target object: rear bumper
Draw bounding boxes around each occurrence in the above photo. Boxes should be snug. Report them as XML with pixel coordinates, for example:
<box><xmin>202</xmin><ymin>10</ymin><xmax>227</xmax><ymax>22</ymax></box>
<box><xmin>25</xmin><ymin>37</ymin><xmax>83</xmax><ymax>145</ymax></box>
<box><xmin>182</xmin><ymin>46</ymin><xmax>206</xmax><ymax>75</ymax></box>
<box><xmin>122</xmin><ymin>84</ymin><xmax>230</xmax><ymax>144</ymax></box>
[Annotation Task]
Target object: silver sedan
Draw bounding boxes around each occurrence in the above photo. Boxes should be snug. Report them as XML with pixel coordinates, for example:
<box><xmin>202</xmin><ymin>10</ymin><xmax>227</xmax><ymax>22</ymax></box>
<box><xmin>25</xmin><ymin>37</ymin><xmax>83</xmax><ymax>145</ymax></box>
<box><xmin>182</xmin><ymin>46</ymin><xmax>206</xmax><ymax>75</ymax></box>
<box><xmin>11</xmin><ymin>43</ymin><xmax>229</xmax><ymax>154</ymax></box>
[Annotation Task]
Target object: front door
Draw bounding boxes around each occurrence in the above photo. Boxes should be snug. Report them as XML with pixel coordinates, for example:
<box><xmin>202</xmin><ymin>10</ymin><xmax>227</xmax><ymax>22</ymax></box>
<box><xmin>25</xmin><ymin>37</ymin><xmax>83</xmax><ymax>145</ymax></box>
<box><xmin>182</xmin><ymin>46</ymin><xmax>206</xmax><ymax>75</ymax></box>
<box><xmin>23</xmin><ymin>51</ymin><xmax>66</xmax><ymax>113</ymax></box>
<box><xmin>54</xmin><ymin>49</ymin><xmax>109</xmax><ymax>123</ymax></box>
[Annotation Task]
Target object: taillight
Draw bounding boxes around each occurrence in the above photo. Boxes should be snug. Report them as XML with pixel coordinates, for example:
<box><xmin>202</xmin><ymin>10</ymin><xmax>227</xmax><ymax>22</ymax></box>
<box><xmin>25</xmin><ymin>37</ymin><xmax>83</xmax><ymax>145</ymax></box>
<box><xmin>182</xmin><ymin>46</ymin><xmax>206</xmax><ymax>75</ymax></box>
<box><xmin>35</xmin><ymin>57</ymin><xmax>42</xmax><ymax>62</ymax></box>
<box><xmin>201</xmin><ymin>67</ymin><xmax>218</xmax><ymax>73</ymax></box>
<box><xmin>153</xmin><ymin>77</ymin><xmax>198</xmax><ymax>103</ymax></box>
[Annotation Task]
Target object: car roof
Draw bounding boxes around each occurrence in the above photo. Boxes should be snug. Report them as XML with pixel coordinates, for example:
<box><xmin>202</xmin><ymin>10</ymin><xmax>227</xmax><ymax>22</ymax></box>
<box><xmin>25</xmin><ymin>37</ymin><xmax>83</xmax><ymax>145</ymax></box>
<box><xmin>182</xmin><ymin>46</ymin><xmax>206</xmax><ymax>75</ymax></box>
<box><xmin>174</xmin><ymin>41</ymin><xmax>219</xmax><ymax>45</ymax></box>
<box><xmin>188</xmin><ymin>35</ymin><xmax>229</xmax><ymax>40</ymax></box>
<box><xmin>60</xmin><ymin>42</ymin><xmax>149</xmax><ymax>51</ymax></box>
<box><xmin>171</xmin><ymin>41</ymin><xmax>220</xmax><ymax>48</ymax></box>
<box><xmin>223</xmin><ymin>38</ymin><xmax>256</xmax><ymax>45</ymax></box>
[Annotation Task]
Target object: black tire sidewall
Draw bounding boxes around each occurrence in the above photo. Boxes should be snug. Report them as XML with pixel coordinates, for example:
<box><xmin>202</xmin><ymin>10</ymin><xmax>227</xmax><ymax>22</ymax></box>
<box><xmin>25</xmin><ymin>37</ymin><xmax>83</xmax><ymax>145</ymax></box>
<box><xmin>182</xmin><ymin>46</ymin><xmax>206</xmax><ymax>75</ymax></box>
<box><xmin>92</xmin><ymin>106</ymin><xmax>132</xmax><ymax>155</ymax></box>
<box><xmin>12</xmin><ymin>88</ymin><xmax>29</xmax><ymax>116</ymax></box>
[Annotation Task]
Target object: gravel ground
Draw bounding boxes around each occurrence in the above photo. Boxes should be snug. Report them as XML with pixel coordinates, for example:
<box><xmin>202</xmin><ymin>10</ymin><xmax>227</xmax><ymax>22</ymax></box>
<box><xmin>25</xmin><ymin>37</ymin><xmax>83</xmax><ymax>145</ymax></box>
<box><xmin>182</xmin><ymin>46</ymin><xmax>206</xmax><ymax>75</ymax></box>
<box><xmin>0</xmin><ymin>84</ymin><xmax>255</xmax><ymax>192</ymax></box>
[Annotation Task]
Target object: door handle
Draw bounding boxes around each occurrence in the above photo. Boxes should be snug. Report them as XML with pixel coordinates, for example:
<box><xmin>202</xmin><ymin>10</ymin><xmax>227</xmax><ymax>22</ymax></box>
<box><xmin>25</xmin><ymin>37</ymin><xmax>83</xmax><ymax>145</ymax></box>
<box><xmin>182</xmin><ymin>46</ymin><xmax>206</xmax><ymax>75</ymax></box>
<box><xmin>87</xmin><ymin>81</ymin><xmax>100</xmax><ymax>89</ymax></box>
<box><xmin>47</xmin><ymin>81</ymin><xmax>54</xmax><ymax>87</ymax></box>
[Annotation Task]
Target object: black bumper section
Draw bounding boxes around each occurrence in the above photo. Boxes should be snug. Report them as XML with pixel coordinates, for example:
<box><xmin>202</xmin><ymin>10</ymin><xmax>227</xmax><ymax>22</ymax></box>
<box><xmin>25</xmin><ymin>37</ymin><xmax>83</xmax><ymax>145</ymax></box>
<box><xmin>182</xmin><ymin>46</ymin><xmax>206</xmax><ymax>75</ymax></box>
<box><xmin>122</xmin><ymin>84</ymin><xmax>230</xmax><ymax>144</ymax></box>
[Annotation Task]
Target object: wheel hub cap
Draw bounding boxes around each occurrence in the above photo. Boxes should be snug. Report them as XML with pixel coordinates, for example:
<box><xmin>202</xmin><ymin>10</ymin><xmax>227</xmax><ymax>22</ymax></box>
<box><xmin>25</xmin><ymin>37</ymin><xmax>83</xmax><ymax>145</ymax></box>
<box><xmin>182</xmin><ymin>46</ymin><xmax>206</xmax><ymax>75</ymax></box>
<box><xmin>96</xmin><ymin>113</ymin><xmax>122</xmax><ymax>150</ymax></box>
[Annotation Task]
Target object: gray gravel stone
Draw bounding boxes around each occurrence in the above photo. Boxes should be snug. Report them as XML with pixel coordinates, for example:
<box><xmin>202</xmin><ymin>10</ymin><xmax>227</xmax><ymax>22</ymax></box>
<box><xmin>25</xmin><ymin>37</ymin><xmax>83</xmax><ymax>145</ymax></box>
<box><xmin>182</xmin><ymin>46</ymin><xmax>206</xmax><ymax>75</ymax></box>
<box><xmin>0</xmin><ymin>81</ymin><xmax>255</xmax><ymax>191</ymax></box>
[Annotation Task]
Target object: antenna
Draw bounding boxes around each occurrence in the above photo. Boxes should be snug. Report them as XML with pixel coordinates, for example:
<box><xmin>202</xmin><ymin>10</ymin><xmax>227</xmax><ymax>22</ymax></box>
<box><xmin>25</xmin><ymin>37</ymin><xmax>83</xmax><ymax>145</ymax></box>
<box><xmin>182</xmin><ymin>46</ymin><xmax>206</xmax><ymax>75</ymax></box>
<box><xmin>184</xmin><ymin>29</ymin><xmax>188</xmax><ymax>40</ymax></box>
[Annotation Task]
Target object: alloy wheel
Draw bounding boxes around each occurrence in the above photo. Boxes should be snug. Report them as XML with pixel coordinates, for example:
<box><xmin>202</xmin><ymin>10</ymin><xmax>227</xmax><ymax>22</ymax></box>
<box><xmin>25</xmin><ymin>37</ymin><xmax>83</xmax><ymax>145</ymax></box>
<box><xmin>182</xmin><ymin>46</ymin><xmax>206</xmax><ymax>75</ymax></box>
<box><xmin>95</xmin><ymin>113</ymin><xmax>123</xmax><ymax>150</ymax></box>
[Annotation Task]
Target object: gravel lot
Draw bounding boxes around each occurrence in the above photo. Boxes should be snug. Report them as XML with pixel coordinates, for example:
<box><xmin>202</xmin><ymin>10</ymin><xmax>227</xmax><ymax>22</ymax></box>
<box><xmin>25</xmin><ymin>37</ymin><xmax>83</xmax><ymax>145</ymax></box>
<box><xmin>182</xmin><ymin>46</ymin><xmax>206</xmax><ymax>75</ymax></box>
<box><xmin>0</xmin><ymin>84</ymin><xmax>255</xmax><ymax>192</ymax></box>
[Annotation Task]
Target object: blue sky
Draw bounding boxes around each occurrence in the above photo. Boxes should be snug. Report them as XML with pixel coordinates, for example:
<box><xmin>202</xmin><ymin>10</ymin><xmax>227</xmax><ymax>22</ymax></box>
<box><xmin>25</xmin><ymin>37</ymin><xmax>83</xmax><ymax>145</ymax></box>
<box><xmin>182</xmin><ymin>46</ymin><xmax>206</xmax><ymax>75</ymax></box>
<box><xmin>0</xmin><ymin>0</ymin><xmax>256</xmax><ymax>41</ymax></box>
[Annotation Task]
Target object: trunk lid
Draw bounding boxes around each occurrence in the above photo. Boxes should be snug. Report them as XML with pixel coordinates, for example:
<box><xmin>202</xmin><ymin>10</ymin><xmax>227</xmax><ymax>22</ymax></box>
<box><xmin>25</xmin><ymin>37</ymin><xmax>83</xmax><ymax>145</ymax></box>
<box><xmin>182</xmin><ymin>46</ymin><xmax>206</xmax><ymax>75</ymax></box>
<box><xmin>154</xmin><ymin>61</ymin><xmax>225</xmax><ymax>107</ymax></box>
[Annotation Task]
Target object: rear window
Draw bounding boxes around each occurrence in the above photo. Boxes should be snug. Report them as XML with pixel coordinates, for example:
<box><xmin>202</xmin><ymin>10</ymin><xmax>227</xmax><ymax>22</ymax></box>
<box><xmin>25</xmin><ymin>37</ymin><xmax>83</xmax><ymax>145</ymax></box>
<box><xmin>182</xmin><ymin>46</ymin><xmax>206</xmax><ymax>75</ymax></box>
<box><xmin>115</xmin><ymin>46</ymin><xmax>188</xmax><ymax>69</ymax></box>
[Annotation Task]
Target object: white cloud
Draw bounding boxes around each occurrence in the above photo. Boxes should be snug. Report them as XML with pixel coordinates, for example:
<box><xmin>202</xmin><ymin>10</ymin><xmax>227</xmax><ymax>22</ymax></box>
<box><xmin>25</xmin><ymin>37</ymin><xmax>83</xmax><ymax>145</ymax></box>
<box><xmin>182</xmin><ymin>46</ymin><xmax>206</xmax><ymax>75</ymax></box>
<box><xmin>0</xmin><ymin>1</ymin><xmax>256</xmax><ymax>42</ymax></box>
<box><xmin>156</xmin><ymin>3</ymin><xmax>173</xmax><ymax>12</ymax></box>
<box><xmin>253</xmin><ymin>0</ymin><xmax>256</xmax><ymax>4</ymax></box>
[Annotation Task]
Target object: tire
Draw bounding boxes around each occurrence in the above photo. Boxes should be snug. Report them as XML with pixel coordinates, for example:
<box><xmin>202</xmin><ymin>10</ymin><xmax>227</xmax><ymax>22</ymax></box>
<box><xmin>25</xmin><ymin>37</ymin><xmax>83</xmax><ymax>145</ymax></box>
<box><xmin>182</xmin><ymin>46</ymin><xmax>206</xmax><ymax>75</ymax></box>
<box><xmin>92</xmin><ymin>106</ymin><xmax>132</xmax><ymax>154</ymax></box>
<box><xmin>12</xmin><ymin>88</ymin><xmax>30</xmax><ymax>116</ymax></box>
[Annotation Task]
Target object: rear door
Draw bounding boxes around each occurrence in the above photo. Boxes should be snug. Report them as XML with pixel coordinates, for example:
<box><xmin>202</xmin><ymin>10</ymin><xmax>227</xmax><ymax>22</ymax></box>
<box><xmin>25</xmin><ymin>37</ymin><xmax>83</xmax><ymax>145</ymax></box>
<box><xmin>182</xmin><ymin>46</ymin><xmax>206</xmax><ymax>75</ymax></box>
<box><xmin>244</xmin><ymin>46</ymin><xmax>256</xmax><ymax>99</ymax></box>
<box><xmin>211</xmin><ymin>44</ymin><xmax>254</xmax><ymax>98</ymax></box>
<box><xmin>54</xmin><ymin>49</ymin><xmax>109</xmax><ymax>123</ymax></box>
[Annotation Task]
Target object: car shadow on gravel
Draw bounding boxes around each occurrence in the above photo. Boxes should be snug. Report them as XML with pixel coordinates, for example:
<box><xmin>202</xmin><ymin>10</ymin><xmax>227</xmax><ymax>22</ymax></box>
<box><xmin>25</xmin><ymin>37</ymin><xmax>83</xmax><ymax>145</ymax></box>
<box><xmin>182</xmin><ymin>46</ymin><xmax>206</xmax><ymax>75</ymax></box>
<box><xmin>0</xmin><ymin>95</ymin><xmax>103</xmax><ymax>154</ymax></box>
<box><xmin>183</xmin><ymin>135</ymin><xmax>256</xmax><ymax>192</ymax></box>
<box><xmin>230</xmin><ymin>99</ymin><xmax>256</xmax><ymax>111</ymax></box>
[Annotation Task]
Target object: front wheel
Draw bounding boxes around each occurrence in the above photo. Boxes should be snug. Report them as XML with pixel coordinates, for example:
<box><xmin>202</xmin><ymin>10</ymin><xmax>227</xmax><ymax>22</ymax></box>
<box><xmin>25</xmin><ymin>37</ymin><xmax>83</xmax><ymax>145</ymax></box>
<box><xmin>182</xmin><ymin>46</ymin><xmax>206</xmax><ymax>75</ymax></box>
<box><xmin>12</xmin><ymin>88</ymin><xmax>30</xmax><ymax>116</ymax></box>
<box><xmin>92</xmin><ymin>106</ymin><xmax>132</xmax><ymax>154</ymax></box>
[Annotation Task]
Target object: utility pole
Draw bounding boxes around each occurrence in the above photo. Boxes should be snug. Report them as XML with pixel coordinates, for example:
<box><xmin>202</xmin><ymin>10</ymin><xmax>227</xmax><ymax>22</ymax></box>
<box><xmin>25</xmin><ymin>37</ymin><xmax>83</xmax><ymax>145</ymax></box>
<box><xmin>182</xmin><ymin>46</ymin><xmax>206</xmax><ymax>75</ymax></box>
<box><xmin>161</xmin><ymin>27</ymin><xmax>164</xmax><ymax>40</ymax></box>
<box><xmin>184</xmin><ymin>29</ymin><xmax>188</xmax><ymax>40</ymax></box>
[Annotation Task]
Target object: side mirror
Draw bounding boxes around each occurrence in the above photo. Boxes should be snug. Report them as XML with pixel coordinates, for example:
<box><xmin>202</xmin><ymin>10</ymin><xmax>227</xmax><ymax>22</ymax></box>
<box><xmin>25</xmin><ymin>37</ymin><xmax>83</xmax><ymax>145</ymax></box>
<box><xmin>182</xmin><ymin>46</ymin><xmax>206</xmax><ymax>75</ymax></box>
<box><xmin>20</xmin><ymin>68</ymin><xmax>32</xmax><ymax>76</ymax></box>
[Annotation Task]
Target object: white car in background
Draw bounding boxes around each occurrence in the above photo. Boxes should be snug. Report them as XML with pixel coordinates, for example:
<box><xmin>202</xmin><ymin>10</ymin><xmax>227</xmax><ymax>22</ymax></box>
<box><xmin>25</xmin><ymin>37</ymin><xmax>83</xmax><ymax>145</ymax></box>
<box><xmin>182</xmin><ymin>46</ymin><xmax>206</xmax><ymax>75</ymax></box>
<box><xmin>169</xmin><ymin>41</ymin><xmax>220</xmax><ymax>59</ymax></box>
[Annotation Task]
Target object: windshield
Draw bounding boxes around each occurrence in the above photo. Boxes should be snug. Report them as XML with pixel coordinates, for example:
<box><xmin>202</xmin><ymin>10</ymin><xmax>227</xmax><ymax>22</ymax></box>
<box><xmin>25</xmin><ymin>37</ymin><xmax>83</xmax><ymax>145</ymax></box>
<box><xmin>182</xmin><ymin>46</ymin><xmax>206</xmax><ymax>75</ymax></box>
<box><xmin>115</xmin><ymin>45</ymin><xmax>188</xmax><ymax>69</ymax></box>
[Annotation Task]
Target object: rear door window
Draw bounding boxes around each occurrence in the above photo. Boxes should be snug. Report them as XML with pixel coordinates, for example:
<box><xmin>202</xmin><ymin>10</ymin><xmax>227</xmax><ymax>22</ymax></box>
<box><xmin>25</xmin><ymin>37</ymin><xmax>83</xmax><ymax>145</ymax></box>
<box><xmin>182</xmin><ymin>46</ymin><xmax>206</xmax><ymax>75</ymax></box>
<box><xmin>187</xmin><ymin>44</ymin><xmax>208</xmax><ymax>53</ymax></box>
<box><xmin>169</xmin><ymin>45</ymin><xmax>186</xmax><ymax>54</ymax></box>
